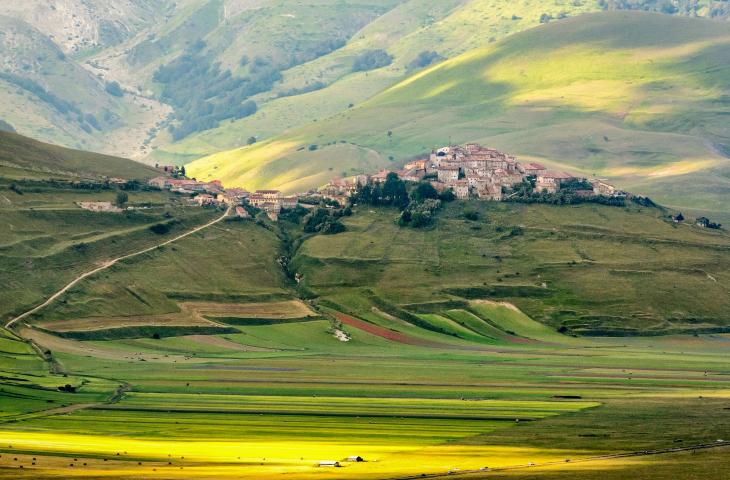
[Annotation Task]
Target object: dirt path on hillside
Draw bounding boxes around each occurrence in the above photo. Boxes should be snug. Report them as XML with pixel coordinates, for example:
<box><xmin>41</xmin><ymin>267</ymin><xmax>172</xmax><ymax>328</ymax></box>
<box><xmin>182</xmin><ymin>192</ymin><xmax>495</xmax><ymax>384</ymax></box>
<box><xmin>5</xmin><ymin>208</ymin><xmax>230</xmax><ymax>330</ymax></box>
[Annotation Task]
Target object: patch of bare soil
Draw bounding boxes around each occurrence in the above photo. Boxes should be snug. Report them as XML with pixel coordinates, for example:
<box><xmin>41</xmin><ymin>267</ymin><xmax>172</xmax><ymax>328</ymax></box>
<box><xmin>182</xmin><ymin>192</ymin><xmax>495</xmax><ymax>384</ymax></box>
<box><xmin>182</xmin><ymin>335</ymin><xmax>275</xmax><ymax>352</ymax></box>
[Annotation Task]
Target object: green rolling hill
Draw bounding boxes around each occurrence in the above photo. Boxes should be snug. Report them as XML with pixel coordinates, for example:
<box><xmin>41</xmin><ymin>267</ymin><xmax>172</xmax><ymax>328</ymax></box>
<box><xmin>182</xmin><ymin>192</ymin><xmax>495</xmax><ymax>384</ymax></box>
<box><xmin>187</xmin><ymin>11</ymin><xmax>730</xmax><ymax>221</ymax></box>
<box><xmin>0</xmin><ymin>131</ymin><xmax>158</xmax><ymax>180</ymax></box>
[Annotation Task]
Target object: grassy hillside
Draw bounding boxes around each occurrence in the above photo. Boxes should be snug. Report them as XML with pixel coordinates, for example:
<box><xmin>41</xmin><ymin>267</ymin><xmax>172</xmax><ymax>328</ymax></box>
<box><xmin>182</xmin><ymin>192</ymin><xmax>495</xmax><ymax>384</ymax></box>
<box><xmin>151</xmin><ymin>0</ymin><xmax>605</xmax><ymax>163</ymax></box>
<box><xmin>293</xmin><ymin>201</ymin><xmax>730</xmax><ymax>336</ymax></box>
<box><xmin>188</xmin><ymin>12</ymin><xmax>730</xmax><ymax>220</ymax></box>
<box><xmin>154</xmin><ymin>1</ymin><xmax>729</xmax><ymax>163</ymax></box>
<box><xmin>0</xmin><ymin>131</ymin><xmax>158</xmax><ymax>180</ymax></box>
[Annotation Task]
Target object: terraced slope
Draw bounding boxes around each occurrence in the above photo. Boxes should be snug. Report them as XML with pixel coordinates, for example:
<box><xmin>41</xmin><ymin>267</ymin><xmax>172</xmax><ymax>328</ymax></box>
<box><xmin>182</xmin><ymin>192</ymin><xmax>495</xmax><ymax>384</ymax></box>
<box><xmin>294</xmin><ymin>201</ymin><xmax>730</xmax><ymax>336</ymax></box>
<box><xmin>189</xmin><ymin>12</ymin><xmax>730</xmax><ymax>220</ymax></box>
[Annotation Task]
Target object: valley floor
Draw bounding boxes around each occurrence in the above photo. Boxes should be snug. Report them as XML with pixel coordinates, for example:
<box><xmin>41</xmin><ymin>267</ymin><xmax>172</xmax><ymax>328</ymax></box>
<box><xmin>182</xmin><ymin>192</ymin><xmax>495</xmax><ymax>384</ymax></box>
<box><xmin>1</xmin><ymin>186</ymin><xmax>729</xmax><ymax>479</ymax></box>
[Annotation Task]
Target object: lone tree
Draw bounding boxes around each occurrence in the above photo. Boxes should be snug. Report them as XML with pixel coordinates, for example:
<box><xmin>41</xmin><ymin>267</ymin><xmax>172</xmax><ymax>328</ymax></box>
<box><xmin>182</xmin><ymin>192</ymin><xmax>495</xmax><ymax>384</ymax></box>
<box><xmin>116</xmin><ymin>191</ymin><xmax>129</xmax><ymax>208</ymax></box>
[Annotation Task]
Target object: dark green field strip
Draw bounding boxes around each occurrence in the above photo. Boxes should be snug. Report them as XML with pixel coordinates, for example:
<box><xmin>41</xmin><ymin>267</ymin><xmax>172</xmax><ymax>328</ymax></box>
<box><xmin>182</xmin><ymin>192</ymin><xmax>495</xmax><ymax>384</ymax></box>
<box><xmin>36</xmin><ymin>325</ymin><xmax>238</xmax><ymax>341</ymax></box>
<box><xmin>106</xmin><ymin>393</ymin><xmax>594</xmax><ymax>420</ymax></box>
<box><xmin>163</xmin><ymin>291</ymin><xmax>291</xmax><ymax>302</ymax></box>
<box><xmin>93</xmin><ymin>405</ymin><xmax>546</xmax><ymax>421</ymax></box>
<box><xmin>443</xmin><ymin>285</ymin><xmax>552</xmax><ymax>300</ymax></box>
<box><xmin>7</xmin><ymin>409</ymin><xmax>504</xmax><ymax>443</ymax></box>
<box><xmin>208</xmin><ymin>316</ymin><xmax>323</xmax><ymax>326</ymax></box>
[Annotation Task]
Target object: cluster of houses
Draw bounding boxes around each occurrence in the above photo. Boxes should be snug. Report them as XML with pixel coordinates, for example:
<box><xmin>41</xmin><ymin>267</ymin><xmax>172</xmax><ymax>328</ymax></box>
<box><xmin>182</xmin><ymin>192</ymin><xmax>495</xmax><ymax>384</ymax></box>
<box><xmin>320</xmin><ymin>144</ymin><xmax>624</xmax><ymax>202</ymax></box>
<box><xmin>147</xmin><ymin>174</ymin><xmax>298</xmax><ymax>221</ymax></box>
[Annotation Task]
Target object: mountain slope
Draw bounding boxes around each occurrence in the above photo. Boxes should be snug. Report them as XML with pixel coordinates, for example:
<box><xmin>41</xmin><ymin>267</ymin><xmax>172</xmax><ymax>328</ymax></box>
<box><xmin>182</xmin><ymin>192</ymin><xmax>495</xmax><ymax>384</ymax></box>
<box><xmin>2</xmin><ymin>0</ymin><xmax>166</xmax><ymax>55</ymax></box>
<box><xmin>188</xmin><ymin>11</ymin><xmax>730</xmax><ymax>219</ymax></box>
<box><xmin>0</xmin><ymin>15</ymin><xmax>169</xmax><ymax>159</ymax></box>
<box><xmin>153</xmin><ymin>0</ymin><xmax>730</xmax><ymax>163</ymax></box>
<box><xmin>0</xmin><ymin>131</ymin><xmax>158</xmax><ymax>180</ymax></box>
<box><xmin>149</xmin><ymin>0</ymin><xmax>605</xmax><ymax>163</ymax></box>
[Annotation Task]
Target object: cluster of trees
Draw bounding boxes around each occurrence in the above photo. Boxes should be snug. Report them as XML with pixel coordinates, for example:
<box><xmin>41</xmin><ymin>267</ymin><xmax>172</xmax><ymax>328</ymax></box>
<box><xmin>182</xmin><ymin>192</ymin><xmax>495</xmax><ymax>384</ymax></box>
<box><xmin>506</xmin><ymin>178</ymin><xmax>626</xmax><ymax>206</ymax></box>
<box><xmin>353</xmin><ymin>175</ymin><xmax>453</xmax><ymax>228</ymax></box>
<box><xmin>303</xmin><ymin>208</ymin><xmax>347</xmax><ymax>235</ymax></box>
<box><xmin>598</xmin><ymin>0</ymin><xmax>711</xmax><ymax>15</ymax></box>
<box><xmin>153</xmin><ymin>35</ymin><xmax>352</xmax><ymax>141</ymax></box>
<box><xmin>105</xmin><ymin>81</ymin><xmax>124</xmax><ymax>97</ymax></box>
<box><xmin>276</xmin><ymin>81</ymin><xmax>326</xmax><ymax>98</ymax></box>
<box><xmin>631</xmin><ymin>196</ymin><xmax>657</xmax><ymax>208</ymax></box>
<box><xmin>353</xmin><ymin>172</ymin><xmax>409</xmax><ymax>208</ymax></box>
<box><xmin>154</xmin><ymin>42</ymin><xmax>276</xmax><ymax>140</ymax></box>
<box><xmin>352</xmin><ymin>49</ymin><xmax>393</xmax><ymax>72</ymax></box>
<box><xmin>508</xmin><ymin>190</ymin><xmax>626</xmax><ymax>206</ymax></box>
<box><xmin>115</xmin><ymin>191</ymin><xmax>128</xmax><ymax>208</ymax></box>
<box><xmin>696</xmin><ymin>216</ymin><xmax>722</xmax><ymax>229</ymax></box>
<box><xmin>407</xmin><ymin>51</ymin><xmax>443</xmax><ymax>71</ymax></box>
<box><xmin>398</xmin><ymin>198</ymin><xmax>442</xmax><ymax>228</ymax></box>
<box><xmin>0</xmin><ymin>72</ymin><xmax>101</xmax><ymax>133</ymax></box>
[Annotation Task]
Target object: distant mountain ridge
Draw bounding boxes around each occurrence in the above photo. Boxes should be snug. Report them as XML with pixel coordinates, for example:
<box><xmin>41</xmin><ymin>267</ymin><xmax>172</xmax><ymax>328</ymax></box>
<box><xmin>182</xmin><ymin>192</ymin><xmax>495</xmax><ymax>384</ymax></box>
<box><xmin>1</xmin><ymin>1</ymin><xmax>728</xmax><ymax>164</ymax></box>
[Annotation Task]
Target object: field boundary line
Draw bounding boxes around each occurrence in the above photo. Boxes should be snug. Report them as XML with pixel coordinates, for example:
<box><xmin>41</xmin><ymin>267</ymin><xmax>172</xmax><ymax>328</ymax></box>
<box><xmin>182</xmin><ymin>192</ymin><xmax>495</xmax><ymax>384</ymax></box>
<box><xmin>5</xmin><ymin>208</ymin><xmax>230</xmax><ymax>330</ymax></box>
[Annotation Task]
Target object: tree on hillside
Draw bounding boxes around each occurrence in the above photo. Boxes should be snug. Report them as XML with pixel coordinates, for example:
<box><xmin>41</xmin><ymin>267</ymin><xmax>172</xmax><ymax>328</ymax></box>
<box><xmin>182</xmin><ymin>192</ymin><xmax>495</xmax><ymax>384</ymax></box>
<box><xmin>352</xmin><ymin>50</ymin><xmax>393</xmax><ymax>72</ymax></box>
<box><xmin>180</xmin><ymin>165</ymin><xmax>186</xmax><ymax>177</ymax></box>
<box><xmin>247</xmin><ymin>136</ymin><xmax>257</xmax><ymax>145</ymax></box>
<box><xmin>411</xmin><ymin>182</ymin><xmax>439</xmax><ymax>202</ymax></box>
<box><xmin>105</xmin><ymin>81</ymin><xmax>124</xmax><ymax>97</ymax></box>
<box><xmin>116</xmin><ymin>191</ymin><xmax>129</xmax><ymax>208</ymax></box>
<box><xmin>407</xmin><ymin>51</ymin><xmax>444</xmax><ymax>71</ymax></box>
<box><xmin>382</xmin><ymin>172</ymin><xmax>409</xmax><ymax>208</ymax></box>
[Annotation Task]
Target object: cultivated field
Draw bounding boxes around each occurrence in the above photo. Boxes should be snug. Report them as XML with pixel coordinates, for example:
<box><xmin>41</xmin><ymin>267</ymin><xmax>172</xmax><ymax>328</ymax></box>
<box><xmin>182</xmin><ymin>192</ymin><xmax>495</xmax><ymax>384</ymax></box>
<box><xmin>3</xmin><ymin>192</ymin><xmax>730</xmax><ymax>479</ymax></box>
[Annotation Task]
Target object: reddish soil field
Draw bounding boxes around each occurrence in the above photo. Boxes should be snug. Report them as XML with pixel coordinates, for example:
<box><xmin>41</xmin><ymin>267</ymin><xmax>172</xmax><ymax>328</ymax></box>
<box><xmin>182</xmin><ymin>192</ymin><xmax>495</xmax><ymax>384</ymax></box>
<box><xmin>334</xmin><ymin>312</ymin><xmax>447</xmax><ymax>347</ymax></box>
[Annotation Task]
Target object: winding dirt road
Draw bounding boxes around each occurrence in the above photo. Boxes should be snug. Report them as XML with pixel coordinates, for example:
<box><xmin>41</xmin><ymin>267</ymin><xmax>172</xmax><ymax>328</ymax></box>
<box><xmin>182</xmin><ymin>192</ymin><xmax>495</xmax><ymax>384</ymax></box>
<box><xmin>5</xmin><ymin>208</ymin><xmax>230</xmax><ymax>330</ymax></box>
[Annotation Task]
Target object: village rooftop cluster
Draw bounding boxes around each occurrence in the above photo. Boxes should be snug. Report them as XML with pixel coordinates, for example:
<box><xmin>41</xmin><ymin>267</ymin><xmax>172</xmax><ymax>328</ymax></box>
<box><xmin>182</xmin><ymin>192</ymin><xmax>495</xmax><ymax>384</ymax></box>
<box><xmin>147</xmin><ymin>169</ymin><xmax>298</xmax><ymax>221</ymax></box>
<box><xmin>143</xmin><ymin>144</ymin><xmax>626</xmax><ymax>220</ymax></box>
<box><xmin>319</xmin><ymin>143</ymin><xmax>623</xmax><ymax>203</ymax></box>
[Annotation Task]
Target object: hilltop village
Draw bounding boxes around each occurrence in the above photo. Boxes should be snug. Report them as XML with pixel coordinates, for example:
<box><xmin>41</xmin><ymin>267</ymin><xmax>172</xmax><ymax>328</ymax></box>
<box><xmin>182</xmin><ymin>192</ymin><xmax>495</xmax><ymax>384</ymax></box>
<box><xmin>133</xmin><ymin>144</ymin><xmax>628</xmax><ymax>222</ymax></box>
<box><xmin>319</xmin><ymin>144</ymin><xmax>623</xmax><ymax>204</ymax></box>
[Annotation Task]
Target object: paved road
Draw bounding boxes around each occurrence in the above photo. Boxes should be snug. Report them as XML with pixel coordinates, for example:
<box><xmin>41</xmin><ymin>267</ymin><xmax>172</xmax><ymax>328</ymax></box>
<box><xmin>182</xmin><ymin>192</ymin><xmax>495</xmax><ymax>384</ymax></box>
<box><xmin>5</xmin><ymin>208</ymin><xmax>230</xmax><ymax>330</ymax></box>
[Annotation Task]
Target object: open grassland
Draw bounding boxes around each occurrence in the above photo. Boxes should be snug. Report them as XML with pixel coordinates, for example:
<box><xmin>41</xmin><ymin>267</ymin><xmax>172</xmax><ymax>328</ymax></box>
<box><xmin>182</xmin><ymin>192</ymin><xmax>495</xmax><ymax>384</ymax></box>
<box><xmin>296</xmin><ymin>201</ymin><xmax>730</xmax><ymax>336</ymax></box>
<box><xmin>188</xmin><ymin>12</ymin><xmax>730</xmax><ymax>220</ymax></box>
